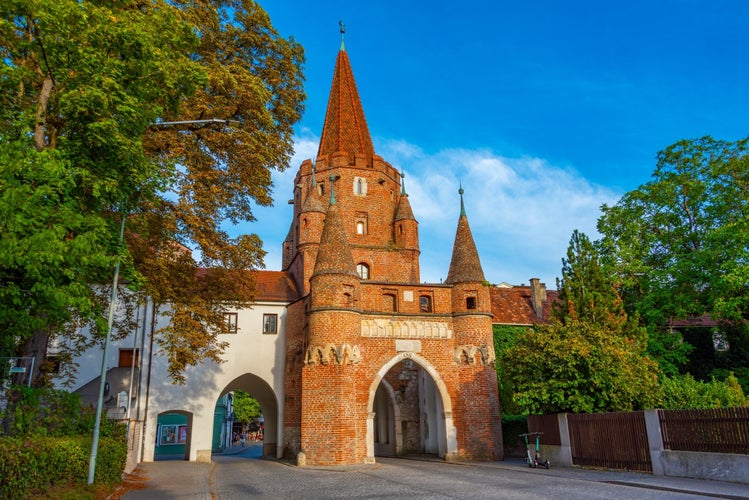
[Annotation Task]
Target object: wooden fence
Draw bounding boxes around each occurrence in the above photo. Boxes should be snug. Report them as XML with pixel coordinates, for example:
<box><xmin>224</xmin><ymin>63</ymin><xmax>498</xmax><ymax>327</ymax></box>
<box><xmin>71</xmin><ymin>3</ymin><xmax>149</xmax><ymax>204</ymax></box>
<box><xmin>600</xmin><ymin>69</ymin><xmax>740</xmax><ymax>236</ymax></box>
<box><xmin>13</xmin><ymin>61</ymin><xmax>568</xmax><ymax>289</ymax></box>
<box><xmin>659</xmin><ymin>407</ymin><xmax>749</xmax><ymax>454</ymax></box>
<box><xmin>567</xmin><ymin>411</ymin><xmax>652</xmax><ymax>472</ymax></box>
<box><xmin>527</xmin><ymin>413</ymin><xmax>561</xmax><ymax>445</ymax></box>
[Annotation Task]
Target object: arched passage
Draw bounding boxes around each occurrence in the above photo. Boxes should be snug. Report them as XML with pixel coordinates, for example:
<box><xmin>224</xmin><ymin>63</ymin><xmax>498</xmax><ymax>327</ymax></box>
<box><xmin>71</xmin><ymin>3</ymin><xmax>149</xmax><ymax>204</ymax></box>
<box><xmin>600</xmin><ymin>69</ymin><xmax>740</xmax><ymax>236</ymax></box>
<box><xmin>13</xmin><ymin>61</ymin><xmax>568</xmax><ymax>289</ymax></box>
<box><xmin>154</xmin><ymin>410</ymin><xmax>193</xmax><ymax>461</ymax></box>
<box><xmin>366</xmin><ymin>352</ymin><xmax>457</xmax><ymax>462</ymax></box>
<box><xmin>217</xmin><ymin>372</ymin><xmax>281</xmax><ymax>458</ymax></box>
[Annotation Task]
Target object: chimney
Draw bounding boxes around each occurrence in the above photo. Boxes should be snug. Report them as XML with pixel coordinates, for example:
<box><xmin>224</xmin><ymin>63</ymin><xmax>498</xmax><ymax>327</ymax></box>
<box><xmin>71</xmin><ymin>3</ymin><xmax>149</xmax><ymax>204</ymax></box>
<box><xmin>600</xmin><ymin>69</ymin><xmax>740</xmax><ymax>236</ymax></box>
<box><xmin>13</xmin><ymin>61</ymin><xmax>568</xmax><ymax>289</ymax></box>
<box><xmin>530</xmin><ymin>278</ymin><xmax>546</xmax><ymax>320</ymax></box>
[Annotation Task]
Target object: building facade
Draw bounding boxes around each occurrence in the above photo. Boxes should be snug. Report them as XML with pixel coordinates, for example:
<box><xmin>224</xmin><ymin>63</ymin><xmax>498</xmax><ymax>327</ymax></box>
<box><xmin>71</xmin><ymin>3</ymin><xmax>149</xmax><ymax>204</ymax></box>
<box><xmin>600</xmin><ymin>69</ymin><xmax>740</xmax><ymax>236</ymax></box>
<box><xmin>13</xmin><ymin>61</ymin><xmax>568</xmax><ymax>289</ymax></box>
<box><xmin>279</xmin><ymin>39</ymin><xmax>502</xmax><ymax>465</ymax></box>
<box><xmin>55</xmin><ymin>37</ymin><xmax>506</xmax><ymax>467</ymax></box>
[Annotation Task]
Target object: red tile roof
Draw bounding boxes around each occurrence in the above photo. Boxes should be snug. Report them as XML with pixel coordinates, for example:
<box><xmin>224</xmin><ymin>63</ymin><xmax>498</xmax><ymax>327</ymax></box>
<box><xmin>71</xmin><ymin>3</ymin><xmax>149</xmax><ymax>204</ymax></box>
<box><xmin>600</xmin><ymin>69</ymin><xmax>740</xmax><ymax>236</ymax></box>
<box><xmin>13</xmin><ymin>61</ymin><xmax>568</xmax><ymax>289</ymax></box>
<box><xmin>317</xmin><ymin>48</ymin><xmax>374</xmax><ymax>160</ymax></box>
<box><xmin>490</xmin><ymin>286</ymin><xmax>558</xmax><ymax>325</ymax></box>
<box><xmin>254</xmin><ymin>270</ymin><xmax>299</xmax><ymax>302</ymax></box>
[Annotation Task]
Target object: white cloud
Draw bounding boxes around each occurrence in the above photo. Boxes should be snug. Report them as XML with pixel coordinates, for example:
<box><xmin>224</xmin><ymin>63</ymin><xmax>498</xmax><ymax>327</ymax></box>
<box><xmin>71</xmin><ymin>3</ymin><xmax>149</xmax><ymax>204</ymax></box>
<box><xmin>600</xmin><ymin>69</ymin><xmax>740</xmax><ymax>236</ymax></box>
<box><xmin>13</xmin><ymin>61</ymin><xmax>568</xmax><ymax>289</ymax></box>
<box><xmin>244</xmin><ymin>134</ymin><xmax>621</xmax><ymax>289</ymax></box>
<box><xmin>378</xmin><ymin>139</ymin><xmax>622</xmax><ymax>287</ymax></box>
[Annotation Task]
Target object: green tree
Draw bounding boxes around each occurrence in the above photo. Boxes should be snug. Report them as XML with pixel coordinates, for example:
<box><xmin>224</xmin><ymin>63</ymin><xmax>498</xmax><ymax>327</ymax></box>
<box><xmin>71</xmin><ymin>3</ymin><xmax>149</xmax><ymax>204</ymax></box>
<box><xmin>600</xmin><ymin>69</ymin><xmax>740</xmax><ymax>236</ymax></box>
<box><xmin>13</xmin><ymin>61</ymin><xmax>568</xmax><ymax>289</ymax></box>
<box><xmin>493</xmin><ymin>324</ymin><xmax>531</xmax><ymax>416</ymax></box>
<box><xmin>598</xmin><ymin>136</ymin><xmax>749</xmax><ymax>383</ymax></box>
<box><xmin>660</xmin><ymin>373</ymin><xmax>747</xmax><ymax>409</ymax></box>
<box><xmin>503</xmin><ymin>321</ymin><xmax>661</xmax><ymax>414</ymax></box>
<box><xmin>0</xmin><ymin>0</ymin><xmax>305</xmax><ymax>383</ymax></box>
<box><xmin>0</xmin><ymin>0</ymin><xmax>204</xmax><ymax>368</ymax></box>
<box><xmin>232</xmin><ymin>390</ymin><xmax>261</xmax><ymax>425</ymax></box>
<box><xmin>501</xmin><ymin>231</ymin><xmax>661</xmax><ymax>414</ymax></box>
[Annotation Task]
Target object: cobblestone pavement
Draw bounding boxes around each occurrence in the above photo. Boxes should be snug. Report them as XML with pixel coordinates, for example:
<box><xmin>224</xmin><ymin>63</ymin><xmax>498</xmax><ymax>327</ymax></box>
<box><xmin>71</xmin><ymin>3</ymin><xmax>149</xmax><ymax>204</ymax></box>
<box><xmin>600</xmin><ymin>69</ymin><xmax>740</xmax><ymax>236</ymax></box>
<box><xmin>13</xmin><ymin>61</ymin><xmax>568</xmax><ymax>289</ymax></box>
<box><xmin>119</xmin><ymin>445</ymin><xmax>749</xmax><ymax>500</ymax></box>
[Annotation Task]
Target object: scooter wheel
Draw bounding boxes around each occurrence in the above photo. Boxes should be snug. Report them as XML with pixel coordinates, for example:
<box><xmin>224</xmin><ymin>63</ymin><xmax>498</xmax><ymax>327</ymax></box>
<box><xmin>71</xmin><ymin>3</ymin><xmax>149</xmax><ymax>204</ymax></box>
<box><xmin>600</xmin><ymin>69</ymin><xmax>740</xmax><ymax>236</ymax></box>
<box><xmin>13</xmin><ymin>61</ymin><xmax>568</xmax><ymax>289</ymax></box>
<box><xmin>544</xmin><ymin>461</ymin><xmax>550</xmax><ymax>469</ymax></box>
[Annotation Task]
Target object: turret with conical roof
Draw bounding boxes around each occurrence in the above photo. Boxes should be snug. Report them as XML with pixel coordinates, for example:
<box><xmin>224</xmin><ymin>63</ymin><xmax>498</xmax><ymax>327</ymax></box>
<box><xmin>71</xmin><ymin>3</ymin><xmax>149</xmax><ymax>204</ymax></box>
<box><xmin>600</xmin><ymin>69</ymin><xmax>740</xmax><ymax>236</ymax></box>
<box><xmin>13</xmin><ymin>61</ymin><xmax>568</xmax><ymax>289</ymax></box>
<box><xmin>393</xmin><ymin>171</ymin><xmax>420</xmax><ymax>281</ymax></box>
<box><xmin>445</xmin><ymin>185</ymin><xmax>486</xmax><ymax>285</ymax></box>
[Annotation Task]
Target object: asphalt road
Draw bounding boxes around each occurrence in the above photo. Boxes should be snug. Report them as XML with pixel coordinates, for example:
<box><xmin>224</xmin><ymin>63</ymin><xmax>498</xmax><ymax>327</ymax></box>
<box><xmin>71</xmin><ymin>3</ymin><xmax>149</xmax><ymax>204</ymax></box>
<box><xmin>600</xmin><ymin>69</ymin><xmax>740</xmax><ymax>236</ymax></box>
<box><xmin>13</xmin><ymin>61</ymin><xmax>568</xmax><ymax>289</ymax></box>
<box><xmin>121</xmin><ymin>445</ymin><xmax>749</xmax><ymax>499</ymax></box>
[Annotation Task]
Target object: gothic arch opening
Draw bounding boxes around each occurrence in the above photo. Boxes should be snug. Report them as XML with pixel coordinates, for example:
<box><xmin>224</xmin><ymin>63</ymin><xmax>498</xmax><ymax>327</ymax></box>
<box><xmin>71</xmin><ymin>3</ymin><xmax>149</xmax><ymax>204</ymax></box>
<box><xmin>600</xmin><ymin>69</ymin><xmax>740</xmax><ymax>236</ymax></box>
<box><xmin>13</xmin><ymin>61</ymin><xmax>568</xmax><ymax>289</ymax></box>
<box><xmin>215</xmin><ymin>373</ymin><xmax>280</xmax><ymax>458</ymax></box>
<box><xmin>367</xmin><ymin>353</ymin><xmax>457</xmax><ymax>462</ymax></box>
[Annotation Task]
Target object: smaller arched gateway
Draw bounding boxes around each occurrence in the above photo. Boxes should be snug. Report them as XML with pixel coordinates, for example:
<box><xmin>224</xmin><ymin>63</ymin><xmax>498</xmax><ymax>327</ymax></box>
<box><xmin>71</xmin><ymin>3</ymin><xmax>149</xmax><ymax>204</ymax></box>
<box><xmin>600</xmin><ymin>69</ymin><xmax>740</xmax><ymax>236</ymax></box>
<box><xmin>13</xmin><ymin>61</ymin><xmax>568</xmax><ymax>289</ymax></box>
<box><xmin>366</xmin><ymin>352</ymin><xmax>458</xmax><ymax>462</ymax></box>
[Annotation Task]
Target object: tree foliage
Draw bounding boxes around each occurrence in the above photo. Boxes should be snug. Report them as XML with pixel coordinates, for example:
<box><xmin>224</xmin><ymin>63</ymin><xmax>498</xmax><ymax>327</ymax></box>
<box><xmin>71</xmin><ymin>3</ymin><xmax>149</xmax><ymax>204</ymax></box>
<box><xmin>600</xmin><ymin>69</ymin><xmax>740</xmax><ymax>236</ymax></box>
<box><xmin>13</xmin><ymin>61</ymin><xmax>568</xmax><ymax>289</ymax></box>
<box><xmin>232</xmin><ymin>390</ymin><xmax>261</xmax><ymax>424</ymax></box>
<box><xmin>598</xmin><ymin>136</ymin><xmax>749</xmax><ymax>325</ymax></box>
<box><xmin>598</xmin><ymin>136</ymin><xmax>749</xmax><ymax>382</ymax></box>
<box><xmin>660</xmin><ymin>373</ymin><xmax>748</xmax><ymax>409</ymax></box>
<box><xmin>503</xmin><ymin>321</ymin><xmax>661</xmax><ymax>414</ymax></box>
<box><xmin>0</xmin><ymin>0</ymin><xmax>305</xmax><ymax>383</ymax></box>
<box><xmin>501</xmin><ymin>231</ymin><xmax>661</xmax><ymax>414</ymax></box>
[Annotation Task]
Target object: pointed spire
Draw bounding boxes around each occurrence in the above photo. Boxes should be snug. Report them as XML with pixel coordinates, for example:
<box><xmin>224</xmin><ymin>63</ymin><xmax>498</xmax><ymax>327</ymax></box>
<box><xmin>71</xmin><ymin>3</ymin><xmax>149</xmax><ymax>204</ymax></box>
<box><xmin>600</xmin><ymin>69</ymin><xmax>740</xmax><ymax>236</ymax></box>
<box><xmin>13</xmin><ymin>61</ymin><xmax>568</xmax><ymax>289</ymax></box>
<box><xmin>339</xmin><ymin>20</ymin><xmax>346</xmax><ymax>51</ymax></box>
<box><xmin>317</xmin><ymin>27</ymin><xmax>375</xmax><ymax>161</ymax></box>
<box><xmin>312</xmin><ymin>201</ymin><xmax>358</xmax><ymax>278</ymax></box>
<box><xmin>445</xmin><ymin>186</ymin><xmax>485</xmax><ymax>284</ymax></box>
<box><xmin>459</xmin><ymin>181</ymin><xmax>466</xmax><ymax>216</ymax></box>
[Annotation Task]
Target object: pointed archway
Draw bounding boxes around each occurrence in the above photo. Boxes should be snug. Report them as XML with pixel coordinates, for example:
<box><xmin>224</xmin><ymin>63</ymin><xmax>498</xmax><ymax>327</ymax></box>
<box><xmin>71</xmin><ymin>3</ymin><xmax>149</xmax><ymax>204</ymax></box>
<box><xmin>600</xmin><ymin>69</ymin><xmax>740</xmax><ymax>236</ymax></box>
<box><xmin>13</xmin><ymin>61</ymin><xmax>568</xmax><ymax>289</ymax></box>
<box><xmin>218</xmin><ymin>372</ymin><xmax>280</xmax><ymax>458</ymax></box>
<box><xmin>366</xmin><ymin>352</ymin><xmax>457</xmax><ymax>462</ymax></box>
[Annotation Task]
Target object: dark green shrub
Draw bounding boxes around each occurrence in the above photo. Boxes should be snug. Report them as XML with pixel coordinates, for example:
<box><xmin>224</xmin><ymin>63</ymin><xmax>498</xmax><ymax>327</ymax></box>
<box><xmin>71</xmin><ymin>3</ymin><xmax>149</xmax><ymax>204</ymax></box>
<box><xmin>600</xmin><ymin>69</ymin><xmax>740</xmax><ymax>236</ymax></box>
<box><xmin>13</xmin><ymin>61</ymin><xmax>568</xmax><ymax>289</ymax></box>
<box><xmin>1</xmin><ymin>386</ymin><xmax>93</xmax><ymax>437</ymax></box>
<box><xmin>0</xmin><ymin>435</ymin><xmax>126</xmax><ymax>499</ymax></box>
<box><xmin>501</xmin><ymin>414</ymin><xmax>528</xmax><ymax>458</ymax></box>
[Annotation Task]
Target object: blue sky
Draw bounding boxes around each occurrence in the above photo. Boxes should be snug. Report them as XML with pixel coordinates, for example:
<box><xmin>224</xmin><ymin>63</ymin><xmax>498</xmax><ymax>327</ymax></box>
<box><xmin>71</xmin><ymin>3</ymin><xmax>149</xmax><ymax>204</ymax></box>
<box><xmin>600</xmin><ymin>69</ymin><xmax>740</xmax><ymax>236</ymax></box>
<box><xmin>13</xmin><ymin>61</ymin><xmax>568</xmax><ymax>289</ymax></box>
<box><xmin>244</xmin><ymin>0</ymin><xmax>749</xmax><ymax>289</ymax></box>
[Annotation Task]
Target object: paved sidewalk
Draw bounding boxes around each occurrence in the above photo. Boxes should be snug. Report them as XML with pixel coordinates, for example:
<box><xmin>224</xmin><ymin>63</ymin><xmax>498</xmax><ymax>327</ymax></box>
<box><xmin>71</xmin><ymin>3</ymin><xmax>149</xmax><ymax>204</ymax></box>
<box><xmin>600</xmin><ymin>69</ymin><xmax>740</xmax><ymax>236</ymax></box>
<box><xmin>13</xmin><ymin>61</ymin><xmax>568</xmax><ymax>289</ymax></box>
<box><xmin>116</xmin><ymin>448</ymin><xmax>749</xmax><ymax>500</ymax></box>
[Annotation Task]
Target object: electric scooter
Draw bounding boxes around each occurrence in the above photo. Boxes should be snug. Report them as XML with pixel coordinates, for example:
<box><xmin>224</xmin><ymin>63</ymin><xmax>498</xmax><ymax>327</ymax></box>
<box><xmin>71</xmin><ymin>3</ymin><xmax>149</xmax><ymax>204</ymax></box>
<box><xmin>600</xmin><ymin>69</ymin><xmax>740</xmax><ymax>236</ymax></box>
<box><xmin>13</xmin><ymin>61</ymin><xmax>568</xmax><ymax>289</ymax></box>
<box><xmin>519</xmin><ymin>432</ymin><xmax>550</xmax><ymax>469</ymax></box>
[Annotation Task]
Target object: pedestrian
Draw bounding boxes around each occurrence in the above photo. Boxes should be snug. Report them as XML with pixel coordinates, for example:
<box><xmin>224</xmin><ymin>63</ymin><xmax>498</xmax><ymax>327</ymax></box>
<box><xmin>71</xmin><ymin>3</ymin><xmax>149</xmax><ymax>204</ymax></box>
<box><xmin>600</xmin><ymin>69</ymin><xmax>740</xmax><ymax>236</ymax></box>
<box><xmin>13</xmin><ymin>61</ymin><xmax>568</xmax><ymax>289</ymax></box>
<box><xmin>240</xmin><ymin>431</ymin><xmax>246</xmax><ymax>447</ymax></box>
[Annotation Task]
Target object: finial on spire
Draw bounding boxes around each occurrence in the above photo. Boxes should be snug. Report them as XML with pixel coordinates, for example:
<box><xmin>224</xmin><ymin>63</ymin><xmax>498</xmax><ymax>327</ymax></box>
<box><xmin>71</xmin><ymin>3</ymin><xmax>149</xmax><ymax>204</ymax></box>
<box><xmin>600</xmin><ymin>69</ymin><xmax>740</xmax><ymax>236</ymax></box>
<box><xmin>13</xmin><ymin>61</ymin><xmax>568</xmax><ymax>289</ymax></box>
<box><xmin>339</xmin><ymin>20</ymin><xmax>346</xmax><ymax>51</ymax></box>
<box><xmin>400</xmin><ymin>170</ymin><xmax>407</xmax><ymax>195</ymax></box>
<box><xmin>459</xmin><ymin>182</ymin><xmax>466</xmax><ymax>216</ymax></box>
<box><xmin>311</xmin><ymin>161</ymin><xmax>317</xmax><ymax>187</ymax></box>
<box><xmin>329</xmin><ymin>174</ymin><xmax>337</xmax><ymax>205</ymax></box>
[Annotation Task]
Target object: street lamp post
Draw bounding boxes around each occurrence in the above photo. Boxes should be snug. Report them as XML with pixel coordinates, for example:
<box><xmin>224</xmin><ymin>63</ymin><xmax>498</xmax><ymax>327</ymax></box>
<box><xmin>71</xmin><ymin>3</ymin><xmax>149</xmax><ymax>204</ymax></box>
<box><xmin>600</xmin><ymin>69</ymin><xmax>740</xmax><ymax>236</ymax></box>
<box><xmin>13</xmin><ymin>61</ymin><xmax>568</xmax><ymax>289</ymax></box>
<box><xmin>87</xmin><ymin>118</ymin><xmax>235</xmax><ymax>485</ymax></box>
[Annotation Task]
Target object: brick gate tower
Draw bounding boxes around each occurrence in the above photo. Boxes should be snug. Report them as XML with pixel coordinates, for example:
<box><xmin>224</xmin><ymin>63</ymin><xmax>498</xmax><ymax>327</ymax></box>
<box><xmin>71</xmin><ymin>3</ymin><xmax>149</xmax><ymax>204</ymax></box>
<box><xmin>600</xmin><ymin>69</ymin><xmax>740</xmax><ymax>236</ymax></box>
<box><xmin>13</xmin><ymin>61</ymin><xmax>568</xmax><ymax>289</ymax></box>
<box><xmin>282</xmin><ymin>30</ymin><xmax>503</xmax><ymax>465</ymax></box>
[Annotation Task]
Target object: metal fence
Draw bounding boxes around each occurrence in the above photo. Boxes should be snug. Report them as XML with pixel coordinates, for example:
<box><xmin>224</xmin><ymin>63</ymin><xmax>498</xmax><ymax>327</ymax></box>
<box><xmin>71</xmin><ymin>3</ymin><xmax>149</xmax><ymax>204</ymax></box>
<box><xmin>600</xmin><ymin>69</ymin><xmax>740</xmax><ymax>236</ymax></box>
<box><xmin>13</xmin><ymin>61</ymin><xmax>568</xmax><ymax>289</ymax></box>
<box><xmin>658</xmin><ymin>407</ymin><xmax>749</xmax><ymax>454</ymax></box>
<box><xmin>568</xmin><ymin>411</ymin><xmax>652</xmax><ymax>472</ymax></box>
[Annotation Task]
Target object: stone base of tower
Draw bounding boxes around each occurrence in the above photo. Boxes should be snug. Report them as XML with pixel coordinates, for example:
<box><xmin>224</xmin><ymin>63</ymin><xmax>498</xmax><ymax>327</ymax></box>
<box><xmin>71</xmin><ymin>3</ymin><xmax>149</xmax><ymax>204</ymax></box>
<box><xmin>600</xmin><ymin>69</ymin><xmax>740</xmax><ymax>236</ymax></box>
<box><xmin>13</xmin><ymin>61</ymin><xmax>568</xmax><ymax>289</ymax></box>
<box><xmin>456</xmin><ymin>365</ymin><xmax>504</xmax><ymax>461</ymax></box>
<box><xmin>300</xmin><ymin>364</ymin><xmax>367</xmax><ymax>465</ymax></box>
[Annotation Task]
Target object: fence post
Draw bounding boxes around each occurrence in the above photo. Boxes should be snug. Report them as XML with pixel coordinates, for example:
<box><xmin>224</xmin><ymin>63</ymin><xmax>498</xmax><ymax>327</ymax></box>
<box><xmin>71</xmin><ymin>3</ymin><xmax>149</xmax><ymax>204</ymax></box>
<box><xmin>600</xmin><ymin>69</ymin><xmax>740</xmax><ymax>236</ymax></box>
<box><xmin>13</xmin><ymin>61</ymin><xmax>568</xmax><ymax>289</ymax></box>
<box><xmin>644</xmin><ymin>409</ymin><xmax>665</xmax><ymax>476</ymax></box>
<box><xmin>556</xmin><ymin>413</ymin><xmax>573</xmax><ymax>466</ymax></box>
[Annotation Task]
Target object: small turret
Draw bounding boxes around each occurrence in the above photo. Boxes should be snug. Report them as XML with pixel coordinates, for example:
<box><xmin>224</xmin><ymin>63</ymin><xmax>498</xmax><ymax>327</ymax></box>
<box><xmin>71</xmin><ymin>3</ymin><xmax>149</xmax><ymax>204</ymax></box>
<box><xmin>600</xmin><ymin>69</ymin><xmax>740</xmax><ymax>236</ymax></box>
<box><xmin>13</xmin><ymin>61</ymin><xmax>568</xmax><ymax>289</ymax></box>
<box><xmin>445</xmin><ymin>185</ymin><xmax>485</xmax><ymax>285</ymax></box>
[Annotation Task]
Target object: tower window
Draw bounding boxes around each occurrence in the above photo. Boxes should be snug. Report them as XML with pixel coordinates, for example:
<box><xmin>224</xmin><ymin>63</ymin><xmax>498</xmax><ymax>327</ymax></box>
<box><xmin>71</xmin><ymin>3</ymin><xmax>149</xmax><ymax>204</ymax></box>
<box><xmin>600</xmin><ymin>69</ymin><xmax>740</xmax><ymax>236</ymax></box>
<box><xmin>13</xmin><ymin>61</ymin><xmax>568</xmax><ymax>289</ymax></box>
<box><xmin>466</xmin><ymin>297</ymin><xmax>477</xmax><ymax>310</ymax></box>
<box><xmin>419</xmin><ymin>295</ymin><xmax>432</xmax><ymax>313</ymax></box>
<box><xmin>356</xmin><ymin>263</ymin><xmax>370</xmax><ymax>279</ymax></box>
<box><xmin>353</xmin><ymin>177</ymin><xmax>367</xmax><ymax>196</ymax></box>
<box><xmin>355</xmin><ymin>212</ymin><xmax>368</xmax><ymax>235</ymax></box>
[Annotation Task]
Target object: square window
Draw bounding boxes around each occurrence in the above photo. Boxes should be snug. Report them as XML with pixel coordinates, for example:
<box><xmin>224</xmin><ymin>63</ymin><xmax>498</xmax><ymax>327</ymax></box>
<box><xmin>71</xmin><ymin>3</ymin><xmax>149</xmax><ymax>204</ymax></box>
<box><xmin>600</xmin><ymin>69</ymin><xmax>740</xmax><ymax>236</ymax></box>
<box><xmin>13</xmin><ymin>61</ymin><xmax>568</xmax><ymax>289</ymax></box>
<box><xmin>263</xmin><ymin>314</ymin><xmax>278</xmax><ymax>335</ymax></box>
<box><xmin>223</xmin><ymin>312</ymin><xmax>238</xmax><ymax>334</ymax></box>
<box><xmin>118</xmin><ymin>349</ymin><xmax>139</xmax><ymax>368</ymax></box>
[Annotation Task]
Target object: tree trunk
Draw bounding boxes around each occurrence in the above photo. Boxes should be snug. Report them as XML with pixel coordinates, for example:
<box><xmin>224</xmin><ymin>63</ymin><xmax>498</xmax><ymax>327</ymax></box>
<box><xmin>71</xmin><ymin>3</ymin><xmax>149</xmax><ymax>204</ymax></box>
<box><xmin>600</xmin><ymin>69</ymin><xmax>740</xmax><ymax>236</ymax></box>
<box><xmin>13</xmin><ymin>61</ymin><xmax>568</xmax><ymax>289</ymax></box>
<box><xmin>34</xmin><ymin>76</ymin><xmax>53</xmax><ymax>151</ymax></box>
